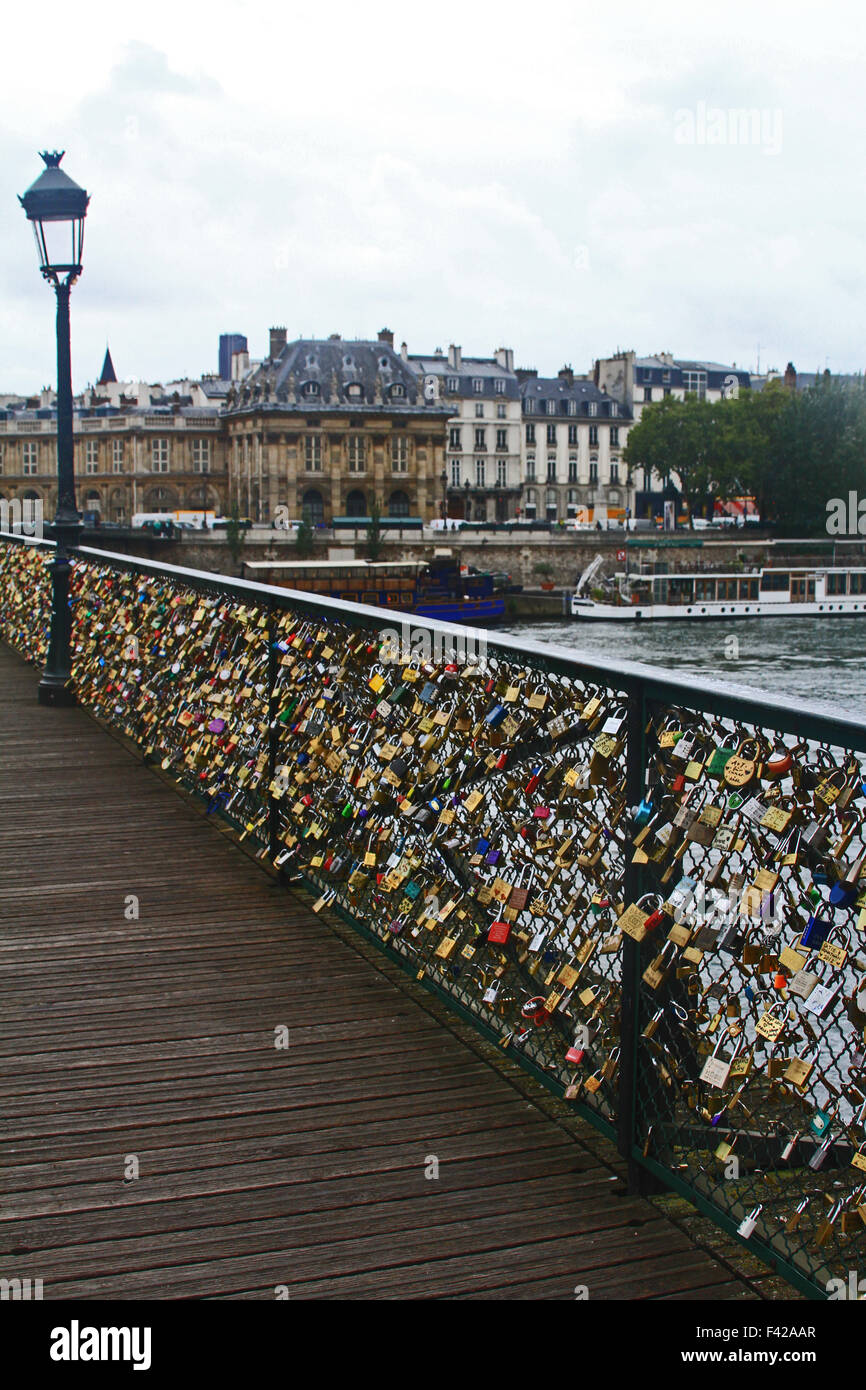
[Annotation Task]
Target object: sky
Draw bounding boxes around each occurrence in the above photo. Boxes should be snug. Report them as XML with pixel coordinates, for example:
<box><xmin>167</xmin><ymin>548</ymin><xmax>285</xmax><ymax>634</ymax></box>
<box><xmin>2</xmin><ymin>0</ymin><xmax>865</xmax><ymax>394</ymax></box>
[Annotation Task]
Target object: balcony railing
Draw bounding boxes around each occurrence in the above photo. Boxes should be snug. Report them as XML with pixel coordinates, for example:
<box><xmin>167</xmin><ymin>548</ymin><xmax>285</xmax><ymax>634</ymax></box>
<box><xmin>1</xmin><ymin>529</ymin><xmax>865</xmax><ymax>1299</ymax></box>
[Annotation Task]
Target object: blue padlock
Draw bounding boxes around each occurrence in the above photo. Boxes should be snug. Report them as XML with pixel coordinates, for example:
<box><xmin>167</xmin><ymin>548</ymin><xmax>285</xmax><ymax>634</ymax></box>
<box><xmin>801</xmin><ymin>913</ymin><xmax>831</xmax><ymax>948</ymax></box>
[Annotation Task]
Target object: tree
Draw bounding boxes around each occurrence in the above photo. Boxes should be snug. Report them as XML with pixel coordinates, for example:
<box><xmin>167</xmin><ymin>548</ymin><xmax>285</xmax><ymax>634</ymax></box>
<box><xmin>225</xmin><ymin>501</ymin><xmax>246</xmax><ymax>567</ymax></box>
<box><xmin>294</xmin><ymin>518</ymin><xmax>314</xmax><ymax>558</ymax></box>
<box><xmin>365</xmin><ymin>495</ymin><xmax>384</xmax><ymax>561</ymax></box>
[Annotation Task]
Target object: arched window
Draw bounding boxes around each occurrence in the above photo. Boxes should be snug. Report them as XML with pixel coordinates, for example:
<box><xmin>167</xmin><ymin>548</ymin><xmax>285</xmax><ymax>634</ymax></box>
<box><xmin>567</xmin><ymin>488</ymin><xmax>578</xmax><ymax>518</ymax></box>
<box><xmin>546</xmin><ymin>487</ymin><xmax>558</xmax><ymax>520</ymax></box>
<box><xmin>302</xmin><ymin>488</ymin><xmax>324</xmax><ymax>525</ymax></box>
<box><xmin>345</xmin><ymin>489</ymin><xmax>367</xmax><ymax>517</ymax></box>
<box><xmin>388</xmin><ymin>489</ymin><xmax>410</xmax><ymax>517</ymax></box>
<box><xmin>302</xmin><ymin>380</ymin><xmax>320</xmax><ymax>397</ymax></box>
<box><xmin>524</xmin><ymin>488</ymin><xmax>537</xmax><ymax>518</ymax></box>
<box><xmin>389</xmin><ymin>382</ymin><xmax>405</xmax><ymax>398</ymax></box>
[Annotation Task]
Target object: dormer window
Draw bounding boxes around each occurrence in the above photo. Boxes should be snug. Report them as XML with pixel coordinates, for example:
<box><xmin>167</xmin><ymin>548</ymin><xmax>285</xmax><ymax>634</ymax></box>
<box><xmin>446</xmin><ymin>376</ymin><xmax>459</xmax><ymax>392</ymax></box>
<box><xmin>379</xmin><ymin>356</ymin><xmax>389</xmax><ymax>369</ymax></box>
<box><xmin>390</xmin><ymin>382</ymin><xmax>405</xmax><ymax>398</ymax></box>
<box><xmin>305</xmin><ymin>355</ymin><xmax>316</xmax><ymax>368</ymax></box>
<box><xmin>546</xmin><ymin>400</ymin><xmax>556</xmax><ymax>415</ymax></box>
<box><xmin>472</xmin><ymin>377</ymin><xmax>484</xmax><ymax>393</ymax></box>
<box><xmin>588</xmin><ymin>401</ymin><xmax>597</xmax><ymax>417</ymax></box>
<box><xmin>302</xmin><ymin>381</ymin><xmax>320</xmax><ymax>396</ymax></box>
<box><xmin>567</xmin><ymin>400</ymin><xmax>576</xmax><ymax>415</ymax></box>
<box><xmin>346</xmin><ymin>382</ymin><xmax>363</xmax><ymax>399</ymax></box>
<box><xmin>610</xmin><ymin>402</ymin><xmax>618</xmax><ymax>417</ymax></box>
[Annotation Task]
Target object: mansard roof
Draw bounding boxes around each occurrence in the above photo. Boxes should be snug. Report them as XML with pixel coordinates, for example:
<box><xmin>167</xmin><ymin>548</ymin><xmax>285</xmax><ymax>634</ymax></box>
<box><xmin>226</xmin><ymin>337</ymin><xmax>450</xmax><ymax>415</ymax></box>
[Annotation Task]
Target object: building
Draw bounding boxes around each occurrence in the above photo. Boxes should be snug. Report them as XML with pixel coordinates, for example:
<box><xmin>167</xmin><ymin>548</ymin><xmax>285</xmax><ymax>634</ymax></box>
<box><xmin>219</xmin><ymin>333</ymin><xmax>248</xmax><ymax>383</ymax></box>
<box><xmin>406</xmin><ymin>344</ymin><xmax>522</xmax><ymax>522</ymax></box>
<box><xmin>518</xmin><ymin>367</ymin><xmax>633</xmax><ymax>522</ymax></box>
<box><xmin>0</xmin><ymin>350</ymin><xmax>229</xmax><ymax>524</ymax></box>
<box><xmin>594</xmin><ymin>350</ymin><xmax>751</xmax><ymax>517</ymax></box>
<box><xmin>224</xmin><ymin>329</ymin><xmax>450</xmax><ymax>524</ymax></box>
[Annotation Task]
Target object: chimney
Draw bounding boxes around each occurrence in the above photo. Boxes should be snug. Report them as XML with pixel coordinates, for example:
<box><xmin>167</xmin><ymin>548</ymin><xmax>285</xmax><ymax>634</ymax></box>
<box><xmin>400</xmin><ymin>341</ymin><xmax>408</xmax><ymax>361</ymax></box>
<box><xmin>448</xmin><ymin>344</ymin><xmax>462</xmax><ymax>370</ymax></box>
<box><xmin>495</xmin><ymin>347</ymin><xmax>514</xmax><ymax>372</ymax></box>
<box><xmin>784</xmin><ymin>362</ymin><xmax>797</xmax><ymax>391</ymax></box>
<box><xmin>269</xmin><ymin>326</ymin><xmax>287</xmax><ymax>359</ymax></box>
<box><xmin>558</xmin><ymin>364</ymin><xmax>574</xmax><ymax>387</ymax></box>
<box><xmin>378</xmin><ymin>327</ymin><xmax>394</xmax><ymax>348</ymax></box>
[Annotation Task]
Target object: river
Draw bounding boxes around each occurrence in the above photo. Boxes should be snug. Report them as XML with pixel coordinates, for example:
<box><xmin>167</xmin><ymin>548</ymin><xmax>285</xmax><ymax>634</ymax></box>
<box><xmin>502</xmin><ymin>614</ymin><xmax>866</xmax><ymax>723</ymax></box>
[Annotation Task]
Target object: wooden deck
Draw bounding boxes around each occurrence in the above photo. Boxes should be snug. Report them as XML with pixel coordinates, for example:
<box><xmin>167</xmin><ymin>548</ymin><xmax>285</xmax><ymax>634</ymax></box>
<box><xmin>0</xmin><ymin>644</ymin><xmax>756</xmax><ymax>1300</ymax></box>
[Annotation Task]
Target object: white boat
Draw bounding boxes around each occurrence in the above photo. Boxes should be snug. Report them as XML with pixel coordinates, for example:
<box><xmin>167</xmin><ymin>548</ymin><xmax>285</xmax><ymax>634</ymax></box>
<box><xmin>570</xmin><ymin>563</ymin><xmax>866</xmax><ymax>621</ymax></box>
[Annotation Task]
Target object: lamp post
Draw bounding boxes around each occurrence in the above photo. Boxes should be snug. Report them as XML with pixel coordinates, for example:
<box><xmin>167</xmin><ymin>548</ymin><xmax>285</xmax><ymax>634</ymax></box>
<box><xmin>439</xmin><ymin>467</ymin><xmax>448</xmax><ymax>526</ymax></box>
<box><xmin>19</xmin><ymin>151</ymin><xmax>90</xmax><ymax>705</ymax></box>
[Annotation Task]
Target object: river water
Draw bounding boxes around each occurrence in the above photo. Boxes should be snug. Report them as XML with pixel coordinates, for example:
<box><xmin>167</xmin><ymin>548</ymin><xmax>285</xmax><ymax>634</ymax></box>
<box><xmin>502</xmin><ymin>614</ymin><xmax>866</xmax><ymax>723</ymax></box>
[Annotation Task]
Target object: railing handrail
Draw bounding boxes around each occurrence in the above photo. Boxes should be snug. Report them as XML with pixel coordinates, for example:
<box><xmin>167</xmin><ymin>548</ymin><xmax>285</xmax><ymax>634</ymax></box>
<box><xmin>3</xmin><ymin>528</ymin><xmax>864</xmax><ymax>748</ymax></box>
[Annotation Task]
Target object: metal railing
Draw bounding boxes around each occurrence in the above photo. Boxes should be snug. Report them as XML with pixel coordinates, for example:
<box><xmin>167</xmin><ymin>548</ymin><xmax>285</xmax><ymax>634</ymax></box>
<box><xmin>2</xmin><ymin>529</ymin><xmax>866</xmax><ymax>1300</ymax></box>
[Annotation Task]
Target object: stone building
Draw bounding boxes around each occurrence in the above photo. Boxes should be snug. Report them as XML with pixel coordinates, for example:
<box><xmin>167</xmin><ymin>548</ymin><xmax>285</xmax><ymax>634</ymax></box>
<box><xmin>406</xmin><ymin>344</ymin><xmax>522</xmax><ymax>522</ymax></box>
<box><xmin>224</xmin><ymin>329</ymin><xmax>450</xmax><ymax>524</ymax></box>
<box><xmin>0</xmin><ymin>348</ymin><xmax>229</xmax><ymax>523</ymax></box>
<box><xmin>518</xmin><ymin>367</ymin><xmax>633</xmax><ymax>522</ymax></box>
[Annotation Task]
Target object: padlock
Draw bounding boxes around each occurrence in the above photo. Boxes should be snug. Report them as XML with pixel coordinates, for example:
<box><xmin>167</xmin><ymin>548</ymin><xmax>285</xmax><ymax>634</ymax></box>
<box><xmin>699</xmin><ymin>1027</ymin><xmax>743</xmax><ymax>1089</ymax></box>
<box><xmin>783</xmin><ymin>1044</ymin><xmax>819</xmax><ymax>1089</ymax></box>
<box><xmin>736</xmin><ymin>1204</ymin><xmax>762</xmax><ymax>1239</ymax></box>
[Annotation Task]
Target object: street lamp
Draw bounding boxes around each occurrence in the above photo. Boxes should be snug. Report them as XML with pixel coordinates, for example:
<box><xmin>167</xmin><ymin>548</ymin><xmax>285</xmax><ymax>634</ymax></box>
<box><xmin>19</xmin><ymin>151</ymin><xmax>90</xmax><ymax>705</ymax></box>
<box><xmin>439</xmin><ymin>467</ymin><xmax>448</xmax><ymax>526</ymax></box>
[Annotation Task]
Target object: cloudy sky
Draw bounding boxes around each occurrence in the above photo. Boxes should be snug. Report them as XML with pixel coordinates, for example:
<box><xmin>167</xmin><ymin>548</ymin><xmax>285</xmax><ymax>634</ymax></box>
<box><xmin>2</xmin><ymin>0</ymin><xmax>864</xmax><ymax>393</ymax></box>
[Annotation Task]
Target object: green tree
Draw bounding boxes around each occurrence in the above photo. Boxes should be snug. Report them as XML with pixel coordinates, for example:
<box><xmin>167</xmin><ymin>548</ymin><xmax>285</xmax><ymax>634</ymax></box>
<box><xmin>365</xmin><ymin>495</ymin><xmax>384</xmax><ymax>561</ymax></box>
<box><xmin>294</xmin><ymin>518</ymin><xmax>314</xmax><ymax>558</ymax></box>
<box><xmin>225</xmin><ymin>501</ymin><xmax>246</xmax><ymax>567</ymax></box>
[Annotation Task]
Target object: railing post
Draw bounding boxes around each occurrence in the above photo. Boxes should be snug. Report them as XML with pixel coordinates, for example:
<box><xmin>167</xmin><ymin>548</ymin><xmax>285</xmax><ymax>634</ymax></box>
<box><xmin>618</xmin><ymin>679</ymin><xmax>648</xmax><ymax>1191</ymax></box>
<box><xmin>267</xmin><ymin>601</ymin><xmax>280</xmax><ymax>864</ymax></box>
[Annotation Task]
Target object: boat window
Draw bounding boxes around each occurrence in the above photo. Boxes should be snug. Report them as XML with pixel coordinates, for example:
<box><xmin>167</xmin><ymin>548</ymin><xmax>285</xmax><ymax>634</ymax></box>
<box><xmin>826</xmin><ymin>572</ymin><xmax>847</xmax><ymax>595</ymax></box>
<box><xmin>739</xmin><ymin>579</ymin><xmax>758</xmax><ymax>600</ymax></box>
<box><xmin>695</xmin><ymin>579</ymin><xmax>715</xmax><ymax>601</ymax></box>
<box><xmin>760</xmin><ymin>571</ymin><xmax>789</xmax><ymax>591</ymax></box>
<box><xmin>851</xmin><ymin>572</ymin><xmax>866</xmax><ymax>595</ymax></box>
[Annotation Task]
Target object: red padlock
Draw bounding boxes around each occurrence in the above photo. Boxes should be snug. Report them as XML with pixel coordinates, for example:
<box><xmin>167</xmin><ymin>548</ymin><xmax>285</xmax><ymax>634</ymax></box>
<box><xmin>643</xmin><ymin>908</ymin><xmax>667</xmax><ymax>933</ymax></box>
<box><xmin>565</xmin><ymin>1044</ymin><xmax>586</xmax><ymax>1064</ymax></box>
<box><xmin>488</xmin><ymin>920</ymin><xmax>511</xmax><ymax>944</ymax></box>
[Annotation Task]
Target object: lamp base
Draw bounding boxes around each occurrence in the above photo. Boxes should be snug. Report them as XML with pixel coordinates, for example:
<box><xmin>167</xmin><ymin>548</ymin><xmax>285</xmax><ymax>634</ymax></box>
<box><xmin>38</xmin><ymin>675</ymin><xmax>77</xmax><ymax>707</ymax></box>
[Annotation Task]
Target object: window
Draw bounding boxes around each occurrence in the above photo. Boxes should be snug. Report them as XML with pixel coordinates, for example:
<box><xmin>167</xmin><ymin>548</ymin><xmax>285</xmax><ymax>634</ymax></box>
<box><xmin>496</xmin><ymin>458</ymin><xmax>507</xmax><ymax>486</ymax></box>
<box><xmin>546</xmin><ymin>399</ymin><xmax>556</xmax><ymax>415</ymax></box>
<box><xmin>546</xmin><ymin>423</ymin><xmax>557</xmax><ymax>445</ymax></box>
<box><xmin>85</xmin><ymin>440</ymin><xmax>99</xmax><ymax>475</ymax></box>
<box><xmin>346</xmin><ymin>382</ymin><xmax>363</xmax><ymax>399</ymax></box>
<box><xmin>568</xmin><ymin>454</ymin><xmax>578</xmax><ymax>483</ymax></box>
<box><xmin>546</xmin><ymin>455</ymin><xmax>556</xmax><ymax>481</ymax></box>
<box><xmin>568</xmin><ymin>424</ymin><xmax>577</xmax><ymax>446</ymax></box>
<box><xmin>449</xmin><ymin>426</ymin><xmax>461</xmax><ymax>450</ymax></box>
<box><xmin>390</xmin><ymin>383</ymin><xmax>405</xmax><ymax>398</ymax></box>
<box><xmin>475</xmin><ymin>458</ymin><xmax>486</xmax><ymax>487</ymax></box>
<box><xmin>525</xmin><ymin>422</ymin><xmax>535</xmax><ymax>444</ymax></box>
<box><xmin>192</xmin><ymin>438</ymin><xmax>210</xmax><ymax>473</ymax></box>
<box><xmin>302</xmin><ymin>488</ymin><xmax>324</xmax><ymax>525</ymax></box>
<box><xmin>302</xmin><ymin>380</ymin><xmax>320</xmax><ymax>397</ymax></box>
<box><xmin>22</xmin><ymin>443</ymin><xmax>38</xmax><ymax>475</ymax></box>
<box><xmin>589</xmin><ymin>425</ymin><xmax>598</xmax><ymax>446</ymax></box>
<box><xmin>588</xmin><ymin>402</ymin><xmax>597</xmax><ymax>417</ymax></box>
<box><xmin>388</xmin><ymin>489</ymin><xmax>410</xmax><ymax>517</ymax></box>
<box><xmin>610</xmin><ymin>426</ymin><xmax>619</xmax><ymax>447</ymax></box>
<box><xmin>347</xmin><ymin>434</ymin><xmax>365</xmax><ymax>472</ymax></box>
<box><xmin>446</xmin><ymin>376</ymin><xmax>459</xmax><ymax>392</ymax></box>
<box><xmin>663</xmin><ymin>387</ymin><xmax>671</xmax><ymax>398</ymax></box>
<box><xmin>567</xmin><ymin>488</ymin><xmax>578</xmax><ymax>517</ymax></box>
<box><xmin>567</xmin><ymin>400</ymin><xmax>576</xmax><ymax>416</ymax></box>
<box><xmin>524</xmin><ymin>488</ymin><xmax>537</xmax><ymax>517</ymax></box>
<box><xmin>472</xmin><ymin>378</ymin><xmax>484</xmax><ymax>393</ymax></box>
<box><xmin>494</xmin><ymin>378</ymin><xmax>505</xmax><ymax>394</ymax></box>
<box><xmin>474</xmin><ymin>428</ymin><xmax>486</xmax><ymax>451</ymax></box>
<box><xmin>496</xmin><ymin>402</ymin><xmax>506</xmax><ymax>419</ymax></box>
<box><xmin>304</xmin><ymin>435</ymin><xmax>322</xmax><ymax>471</ymax></box>
<box><xmin>524</xmin><ymin>397</ymin><xmax>536</xmax><ymax>414</ymax></box>
<box><xmin>391</xmin><ymin>435</ymin><xmax>409</xmax><ymax>472</ymax></box>
<box><xmin>643</xmin><ymin>386</ymin><xmax>653</xmax><ymax>402</ymax></box>
<box><xmin>475</xmin><ymin>403</ymin><xmax>484</xmax><ymax>418</ymax></box>
<box><xmin>345</xmin><ymin>488</ymin><xmax>366</xmax><ymax>517</ymax></box>
<box><xmin>683</xmin><ymin>370</ymin><xmax>707</xmax><ymax>399</ymax></box>
<box><xmin>526</xmin><ymin>453</ymin><xmax>536</xmax><ymax>481</ymax></box>
<box><xmin>610</xmin><ymin>402</ymin><xmax>618</xmax><ymax>417</ymax></box>
<box><xmin>112</xmin><ymin>438</ymin><xmax>124</xmax><ymax>473</ymax></box>
<box><xmin>662</xmin><ymin>370</ymin><xmax>671</xmax><ymax>383</ymax></box>
<box><xmin>496</xmin><ymin>428</ymin><xmax>507</xmax><ymax>450</ymax></box>
<box><xmin>450</xmin><ymin>457</ymin><xmax>461</xmax><ymax>487</ymax></box>
<box><xmin>546</xmin><ymin>487</ymin><xmax>557</xmax><ymax>519</ymax></box>
<box><xmin>151</xmin><ymin>438</ymin><xmax>169</xmax><ymax>472</ymax></box>
<box><xmin>610</xmin><ymin>458</ymin><xmax>620</xmax><ymax>483</ymax></box>
<box><xmin>589</xmin><ymin>457</ymin><xmax>598</xmax><ymax>482</ymax></box>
